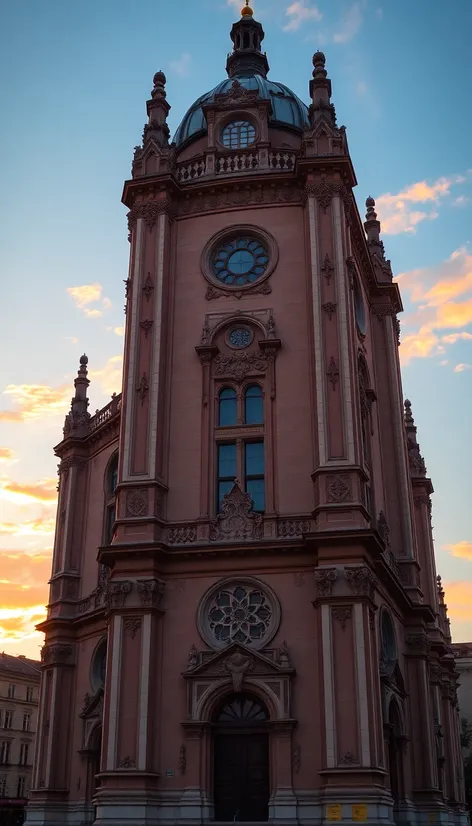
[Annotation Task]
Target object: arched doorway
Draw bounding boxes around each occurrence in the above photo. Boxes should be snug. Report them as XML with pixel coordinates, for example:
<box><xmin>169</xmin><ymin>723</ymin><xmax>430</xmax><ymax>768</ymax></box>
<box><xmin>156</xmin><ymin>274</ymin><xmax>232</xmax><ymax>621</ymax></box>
<box><xmin>213</xmin><ymin>693</ymin><xmax>270</xmax><ymax>822</ymax></box>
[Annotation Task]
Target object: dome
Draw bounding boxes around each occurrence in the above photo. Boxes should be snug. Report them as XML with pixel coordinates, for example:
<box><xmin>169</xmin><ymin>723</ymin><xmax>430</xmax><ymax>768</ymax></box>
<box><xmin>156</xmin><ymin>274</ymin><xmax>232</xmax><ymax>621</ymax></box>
<box><xmin>173</xmin><ymin>72</ymin><xmax>309</xmax><ymax>148</ymax></box>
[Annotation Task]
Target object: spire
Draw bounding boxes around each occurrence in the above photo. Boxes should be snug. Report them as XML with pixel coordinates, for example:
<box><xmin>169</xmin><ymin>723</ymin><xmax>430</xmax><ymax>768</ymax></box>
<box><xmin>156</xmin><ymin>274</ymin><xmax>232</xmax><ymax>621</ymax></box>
<box><xmin>309</xmin><ymin>51</ymin><xmax>336</xmax><ymax>126</ymax></box>
<box><xmin>144</xmin><ymin>70</ymin><xmax>171</xmax><ymax>149</ymax></box>
<box><xmin>63</xmin><ymin>354</ymin><xmax>91</xmax><ymax>439</ymax></box>
<box><xmin>404</xmin><ymin>399</ymin><xmax>426</xmax><ymax>477</ymax></box>
<box><xmin>226</xmin><ymin>3</ymin><xmax>269</xmax><ymax>79</ymax></box>
<box><xmin>364</xmin><ymin>196</ymin><xmax>393</xmax><ymax>281</ymax></box>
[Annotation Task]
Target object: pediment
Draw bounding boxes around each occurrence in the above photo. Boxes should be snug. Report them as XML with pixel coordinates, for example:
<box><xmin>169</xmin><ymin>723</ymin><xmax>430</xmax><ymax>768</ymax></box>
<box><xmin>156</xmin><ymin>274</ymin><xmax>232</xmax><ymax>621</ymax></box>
<box><xmin>80</xmin><ymin>687</ymin><xmax>103</xmax><ymax>718</ymax></box>
<box><xmin>184</xmin><ymin>642</ymin><xmax>294</xmax><ymax>682</ymax></box>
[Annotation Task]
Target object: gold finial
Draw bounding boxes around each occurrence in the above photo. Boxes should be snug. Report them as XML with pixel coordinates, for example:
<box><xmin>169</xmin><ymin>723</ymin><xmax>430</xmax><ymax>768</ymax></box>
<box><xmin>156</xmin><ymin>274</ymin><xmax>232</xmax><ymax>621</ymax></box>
<box><xmin>241</xmin><ymin>0</ymin><xmax>253</xmax><ymax>17</ymax></box>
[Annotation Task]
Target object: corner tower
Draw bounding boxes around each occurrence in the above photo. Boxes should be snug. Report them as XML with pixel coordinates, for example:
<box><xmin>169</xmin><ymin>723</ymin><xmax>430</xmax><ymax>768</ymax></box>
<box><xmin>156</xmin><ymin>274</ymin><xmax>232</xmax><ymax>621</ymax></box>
<box><xmin>27</xmin><ymin>6</ymin><xmax>467</xmax><ymax>826</ymax></box>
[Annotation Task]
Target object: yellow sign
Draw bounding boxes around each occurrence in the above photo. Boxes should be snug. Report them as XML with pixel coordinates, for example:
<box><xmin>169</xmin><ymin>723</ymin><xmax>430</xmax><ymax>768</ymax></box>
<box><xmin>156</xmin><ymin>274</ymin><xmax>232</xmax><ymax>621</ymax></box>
<box><xmin>327</xmin><ymin>804</ymin><xmax>343</xmax><ymax>821</ymax></box>
<box><xmin>352</xmin><ymin>805</ymin><xmax>368</xmax><ymax>822</ymax></box>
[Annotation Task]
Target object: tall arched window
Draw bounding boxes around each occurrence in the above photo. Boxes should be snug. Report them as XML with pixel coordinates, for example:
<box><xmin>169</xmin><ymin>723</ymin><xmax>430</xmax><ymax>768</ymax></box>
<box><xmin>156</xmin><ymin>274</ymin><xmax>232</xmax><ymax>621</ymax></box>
<box><xmin>104</xmin><ymin>453</ymin><xmax>118</xmax><ymax>544</ymax></box>
<box><xmin>244</xmin><ymin>384</ymin><xmax>263</xmax><ymax>424</ymax></box>
<box><xmin>219</xmin><ymin>387</ymin><xmax>237</xmax><ymax>426</ymax></box>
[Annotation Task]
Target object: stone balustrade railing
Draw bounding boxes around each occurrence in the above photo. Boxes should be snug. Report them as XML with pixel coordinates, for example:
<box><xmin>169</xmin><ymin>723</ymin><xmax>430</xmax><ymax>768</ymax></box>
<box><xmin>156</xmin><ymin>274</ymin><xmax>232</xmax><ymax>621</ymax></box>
<box><xmin>175</xmin><ymin>149</ymin><xmax>298</xmax><ymax>185</ymax></box>
<box><xmin>89</xmin><ymin>393</ymin><xmax>122</xmax><ymax>432</ymax></box>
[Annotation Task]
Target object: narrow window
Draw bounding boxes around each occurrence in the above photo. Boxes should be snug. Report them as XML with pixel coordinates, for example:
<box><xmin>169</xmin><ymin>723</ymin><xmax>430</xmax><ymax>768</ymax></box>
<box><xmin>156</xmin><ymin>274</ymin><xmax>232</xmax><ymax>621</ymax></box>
<box><xmin>19</xmin><ymin>743</ymin><xmax>29</xmax><ymax>766</ymax></box>
<box><xmin>244</xmin><ymin>384</ymin><xmax>263</xmax><ymax>425</ymax></box>
<box><xmin>217</xmin><ymin>443</ymin><xmax>237</xmax><ymax>511</ymax></box>
<box><xmin>4</xmin><ymin>712</ymin><xmax>12</xmax><ymax>730</ymax></box>
<box><xmin>218</xmin><ymin>387</ymin><xmax>237</xmax><ymax>426</ymax></box>
<box><xmin>26</xmin><ymin>687</ymin><xmax>33</xmax><ymax>703</ymax></box>
<box><xmin>244</xmin><ymin>441</ymin><xmax>265</xmax><ymax>512</ymax></box>
<box><xmin>104</xmin><ymin>453</ymin><xmax>119</xmax><ymax>544</ymax></box>
<box><xmin>0</xmin><ymin>777</ymin><xmax>6</xmax><ymax>797</ymax></box>
<box><xmin>22</xmin><ymin>714</ymin><xmax>30</xmax><ymax>732</ymax></box>
<box><xmin>17</xmin><ymin>776</ymin><xmax>26</xmax><ymax>798</ymax></box>
<box><xmin>7</xmin><ymin>685</ymin><xmax>15</xmax><ymax>699</ymax></box>
<box><xmin>0</xmin><ymin>742</ymin><xmax>10</xmax><ymax>765</ymax></box>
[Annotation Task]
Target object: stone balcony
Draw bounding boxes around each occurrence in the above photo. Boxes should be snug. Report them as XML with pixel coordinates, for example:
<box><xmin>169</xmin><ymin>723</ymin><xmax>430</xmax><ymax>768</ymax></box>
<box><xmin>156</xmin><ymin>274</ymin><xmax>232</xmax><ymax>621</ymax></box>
<box><xmin>175</xmin><ymin>147</ymin><xmax>298</xmax><ymax>185</ymax></box>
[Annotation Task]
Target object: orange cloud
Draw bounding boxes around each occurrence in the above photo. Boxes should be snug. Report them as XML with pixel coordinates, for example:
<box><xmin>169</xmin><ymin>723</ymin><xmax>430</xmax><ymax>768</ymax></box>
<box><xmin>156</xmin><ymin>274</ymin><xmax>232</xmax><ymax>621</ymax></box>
<box><xmin>0</xmin><ymin>518</ymin><xmax>56</xmax><ymax>536</ymax></box>
<box><xmin>375</xmin><ymin>174</ymin><xmax>467</xmax><ymax>235</ymax></box>
<box><xmin>0</xmin><ymin>448</ymin><xmax>16</xmax><ymax>464</ymax></box>
<box><xmin>114</xmin><ymin>326</ymin><xmax>125</xmax><ymax>337</ymax></box>
<box><xmin>442</xmin><ymin>581</ymin><xmax>472</xmax><ymax>623</ymax></box>
<box><xmin>445</xmin><ymin>542</ymin><xmax>472</xmax><ymax>560</ymax></box>
<box><xmin>89</xmin><ymin>354</ymin><xmax>123</xmax><ymax>396</ymax></box>
<box><xmin>67</xmin><ymin>283</ymin><xmax>102</xmax><ymax>308</ymax></box>
<box><xmin>0</xmin><ymin>550</ymin><xmax>51</xmax><ymax>655</ymax></box>
<box><xmin>83</xmin><ymin>308</ymin><xmax>103</xmax><ymax>319</ymax></box>
<box><xmin>0</xmin><ymin>477</ymin><xmax>58</xmax><ymax>505</ymax></box>
<box><xmin>0</xmin><ymin>382</ymin><xmax>70</xmax><ymax>422</ymax></box>
<box><xmin>397</xmin><ymin>247</ymin><xmax>472</xmax><ymax>365</ymax></box>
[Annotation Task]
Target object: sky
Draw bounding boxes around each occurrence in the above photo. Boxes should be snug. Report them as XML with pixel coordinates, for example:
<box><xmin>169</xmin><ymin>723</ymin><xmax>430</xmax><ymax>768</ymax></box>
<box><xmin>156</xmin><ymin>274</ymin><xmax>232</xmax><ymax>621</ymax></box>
<box><xmin>0</xmin><ymin>0</ymin><xmax>471</xmax><ymax>659</ymax></box>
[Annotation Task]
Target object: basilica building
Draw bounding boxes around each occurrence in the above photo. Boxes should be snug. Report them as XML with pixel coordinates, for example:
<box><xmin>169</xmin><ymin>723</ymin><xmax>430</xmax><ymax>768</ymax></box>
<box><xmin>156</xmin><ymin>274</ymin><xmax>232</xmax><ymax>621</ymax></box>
<box><xmin>26</xmin><ymin>4</ymin><xmax>467</xmax><ymax>826</ymax></box>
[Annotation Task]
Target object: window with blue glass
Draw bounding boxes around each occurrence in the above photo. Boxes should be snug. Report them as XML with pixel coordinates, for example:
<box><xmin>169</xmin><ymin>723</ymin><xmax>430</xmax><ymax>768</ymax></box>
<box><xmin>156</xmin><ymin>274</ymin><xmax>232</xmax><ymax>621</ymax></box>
<box><xmin>245</xmin><ymin>441</ymin><xmax>265</xmax><ymax>512</ymax></box>
<box><xmin>212</xmin><ymin>237</ymin><xmax>269</xmax><ymax>286</ymax></box>
<box><xmin>244</xmin><ymin>384</ymin><xmax>263</xmax><ymax>425</ymax></box>
<box><xmin>221</xmin><ymin>120</ymin><xmax>256</xmax><ymax>150</ymax></box>
<box><xmin>104</xmin><ymin>453</ymin><xmax>118</xmax><ymax>544</ymax></box>
<box><xmin>217</xmin><ymin>443</ymin><xmax>237</xmax><ymax>511</ymax></box>
<box><xmin>218</xmin><ymin>387</ymin><xmax>237</xmax><ymax>426</ymax></box>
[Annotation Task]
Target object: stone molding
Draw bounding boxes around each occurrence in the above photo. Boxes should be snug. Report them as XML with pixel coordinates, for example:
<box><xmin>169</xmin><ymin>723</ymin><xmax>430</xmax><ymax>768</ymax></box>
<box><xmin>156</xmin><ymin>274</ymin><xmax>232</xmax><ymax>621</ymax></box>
<box><xmin>344</xmin><ymin>566</ymin><xmax>377</xmax><ymax>599</ymax></box>
<box><xmin>41</xmin><ymin>643</ymin><xmax>74</xmax><ymax>667</ymax></box>
<box><xmin>137</xmin><ymin>578</ymin><xmax>166</xmax><ymax>608</ymax></box>
<box><xmin>209</xmin><ymin>481</ymin><xmax>263</xmax><ymax>541</ymax></box>
<box><xmin>106</xmin><ymin>580</ymin><xmax>132</xmax><ymax>610</ymax></box>
<box><xmin>314</xmin><ymin>568</ymin><xmax>338</xmax><ymax>598</ymax></box>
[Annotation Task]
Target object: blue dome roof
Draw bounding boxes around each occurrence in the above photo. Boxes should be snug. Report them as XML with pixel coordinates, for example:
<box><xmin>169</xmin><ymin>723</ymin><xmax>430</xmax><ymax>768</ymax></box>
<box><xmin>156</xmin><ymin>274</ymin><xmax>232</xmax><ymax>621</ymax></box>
<box><xmin>173</xmin><ymin>72</ymin><xmax>309</xmax><ymax>147</ymax></box>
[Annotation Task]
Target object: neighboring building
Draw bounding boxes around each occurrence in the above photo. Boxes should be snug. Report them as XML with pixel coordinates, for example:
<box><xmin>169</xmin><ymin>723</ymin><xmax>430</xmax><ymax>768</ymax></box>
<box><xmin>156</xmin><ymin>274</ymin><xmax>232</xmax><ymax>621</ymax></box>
<box><xmin>453</xmin><ymin>643</ymin><xmax>472</xmax><ymax>743</ymax></box>
<box><xmin>0</xmin><ymin>653</ymin><xmax>40</xmax><ymax>823</ymax></box>
<box><xmin>27</xmin><ymin>4</ymin><xmax>466</xmax><ymax>826</ymax></box>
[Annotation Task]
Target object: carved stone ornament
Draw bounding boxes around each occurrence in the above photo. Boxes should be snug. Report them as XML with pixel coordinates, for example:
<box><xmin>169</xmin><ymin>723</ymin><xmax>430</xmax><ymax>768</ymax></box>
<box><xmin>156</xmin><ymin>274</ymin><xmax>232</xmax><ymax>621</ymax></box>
<box><xmin>377</xmin><ymin>511</ymin><xmax>390</xmax><ymax>547</ymax></box>
<box><xmin>140</xmin><ymin>318</ymin><xmax>153</xmax><ymax>339</ymax></box>
<box><xmin>314</xmin><ymin>567</ymin><xmax>338</xmax><ymax>598</ymax></box>
<box><xmin>106</xmin><ymin>580</ymin><xmax>132</xmax><ymax>610</ymax></box>
<box><xmin>58</xmin><ymin>456</ymin><xmax>87</xmax><ymax>477</ymax></box>
<box><xmin>215</xmin><ymin>79</ymin><xmax>260</xmax><ymax>108</ymax></box>
<box><xmin>206</xmin><ymin>279</ymin><xmax>272</xmax><ymax>301</ymax></box>
<box><xmin>124</xmin><ymin>618</ymin><xmax>142</xmax><ymax>639</ymax></box>
<box><xmin>168</xmin><ymin>526</ymin><xmax>197</xmax><ymax>545</ymax></box>
<box><xmin>137</xmin><ymin>578</ymin><xmax>165</xmax><ymax>608</ymax></box>
<box><xmin>332</xmin><ymin>606</ymin><xmax>352</xmax><ymax>631</ymax></box>
<box><xmin>322</xmin><ymin>301</ymin><xmax>337</xmax><ymax>320</ymax></box>
<box><xmin>327</xmin><ymin>356</ymin><xmax>339</xmax><ymax>390</ymax></box>
<box><xmin>142</xmin><ymin>273</ymin><xmax>154</xmax><ymax>301</ymax></box>
<box><xmin>340</xmin><ymin>751</ymin><xmax>358</xmax><ymax>765</ymax></box>
<box><xmin>407</xmin><ymin>436</ymin><xmax>427</xmax><ymax>476</ymax></box>
<box><xmin>220</xmin><ymin>650</ymin><xmax>254</xmax><ymax>692</ymax></box>
<box><xmin>179</xmin><ymin>744</ymin><xmax>187</xmax><ymax>775</ymax></box>
<box><xmin>321</xmin><ymin>254</ymin><xmax>334</xmax><ymax>285</ymax></box>
<box><xmin>405</xmin><ymin>633</ymin><xmax>430</xmax><ymax>655</ymax></box>
<box><xmin>344</xmin><ymin>566</ymin><xmax>377</xmax><ymax>600</ymax></box>
<box><xmin>345</xmin><ymin>256</ymin><xmax>356</xmax><ymax>290</ymax></box>
<box><xmin>118</xmin><ymin>756</ymin><xmax>136</xmax><ymax>769</ymax></box>
<box><xmin>127</xmin><ymin>201</ymin><xmax>174</xmax><ymax>232</ymax></box>
<box><xmin>41</xmin><ymin>643</ymin><xmax>74</xmax><ymax>667</ymax></box>
<box><xmin>327</xmin><ymin>474</ymin><xmax>351</xmax><ymax>503</ymax></box>
<box><xmin>292</xmin><ymin>744</ymin><xmax>301</xmax><ymax>773</ymax></box>
<box><xmin>137</xmin><ymin>373</ymin><xmax>149</xmax><ymax>406</ymax></box>
<box><xmin>187</xmin><ymin>644</ymin><xmax>199</xmax><ymax>670</ymax></box>
<box><xmin>213</xmin><ymin>351</ymin><xmax>273</xmax><ymax>383</ymax></box>
<box><xmin>178</xmin><ymin>183</ymin><xmax>301</xmax><ymax>219</ymax></box>
<box><xmin>304</xmin><ymin>179</ymin><xmax>348</xmax><ymax>214</ymax></box>
<box><xmin>277</xmin><ymin>641</ymin><xmax>291</xmax><ymax>668</ymax></box>
<box><xmin>209</xmin><ymin>481</ymin><xmax>263</xmax><ymax>542</ymax></box>
<box><xmin>125</xmin><ymin>488</ymin><xmax>148</xmax><ymax>517</ymax></box>
<box><xmin>277</xmin><ymin>519</ymin><xmax>310</xmax><ymax>538</ymax></box>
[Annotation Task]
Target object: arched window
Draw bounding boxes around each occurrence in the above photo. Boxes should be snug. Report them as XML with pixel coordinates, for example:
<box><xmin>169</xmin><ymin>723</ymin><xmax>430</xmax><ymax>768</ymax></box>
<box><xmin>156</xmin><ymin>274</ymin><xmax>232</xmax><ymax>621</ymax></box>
<box><xmin>380</xmin><ymin>609</ymin><xmax>397</xmax><ymax>667</ymax></box>
<box><xmin>215</xmin><ymin>693</ymin><xmax>269</xmax><ymax>723</ymax></box>
<box><xmin>104</xmin><ymin>453</ymin><xmax>118</xmax><ymax>544</ymax></box>
<box><xmin>244</xmin><ymin>384</ymin><xmax>263</xmax><ymax>424</ymax></box>
<box><xmin>218</xmin><ymin>387</ymin><xmax>237</xmax><ymax>426</ymax></box>
<box><xmin>90</xmin><ymin>638</ymin><xmax>107</xmax><ymax>692</ymax></box>
<box><xmin>221</xmin><ymin>120</ymin><xmax>256</xmax><ymax>150</ymax></box>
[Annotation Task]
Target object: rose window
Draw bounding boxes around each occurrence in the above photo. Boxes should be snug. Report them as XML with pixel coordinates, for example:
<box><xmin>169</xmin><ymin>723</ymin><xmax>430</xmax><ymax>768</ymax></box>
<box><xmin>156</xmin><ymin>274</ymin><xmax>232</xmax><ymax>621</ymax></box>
<box><xmin>198</xmin><ymin>578</ymin><xmax>280</xmax><ymax>650</ymax></box>
<box><xmin>212</xmin><ymin>237</ymin><xmax>269</xmax><ymax>286</ymax></box>
<box><xmin>227</xmin><ymin>326</ymin><xmax>253</xmax><ymax>349</ymax></box>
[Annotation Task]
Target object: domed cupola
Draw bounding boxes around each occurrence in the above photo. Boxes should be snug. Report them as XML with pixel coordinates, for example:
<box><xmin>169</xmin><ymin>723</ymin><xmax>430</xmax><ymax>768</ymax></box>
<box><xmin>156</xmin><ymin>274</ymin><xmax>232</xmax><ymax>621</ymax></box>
<box><xmin>173</xmin><ymin>2</ymin><xmax>309</xmax><ymax>148</ymax></box>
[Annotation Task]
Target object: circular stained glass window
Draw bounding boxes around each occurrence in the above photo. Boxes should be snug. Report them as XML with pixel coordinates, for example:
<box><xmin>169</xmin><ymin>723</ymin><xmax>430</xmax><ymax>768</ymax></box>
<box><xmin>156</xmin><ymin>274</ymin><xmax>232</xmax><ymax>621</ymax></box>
<box><xmin>198</xmin><ymin>577</ymin><xmax>281</xmax><ymax>650</ymax></box>
<box><xmin>221</xmin><ymin>120</ymin><xmax>256</xmax><ymax>149</ymax></box>
<box><xmin>227</xmin><ymin>327</ymin><xmax>253</xmax><ymax>349</ymax></box>
<box><xmin>212</xmin><ymin>237</ymin><xmax>269</xmax><ymax>286</ymax></box>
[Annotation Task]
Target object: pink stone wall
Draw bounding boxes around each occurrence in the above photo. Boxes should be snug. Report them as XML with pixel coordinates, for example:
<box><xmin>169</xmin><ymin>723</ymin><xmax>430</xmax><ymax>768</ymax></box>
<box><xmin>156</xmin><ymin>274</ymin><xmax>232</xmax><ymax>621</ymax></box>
<box><xmin>80</xmin><ymin>443</ymin><xmax>118</xmax><ymax>596</ymax></box>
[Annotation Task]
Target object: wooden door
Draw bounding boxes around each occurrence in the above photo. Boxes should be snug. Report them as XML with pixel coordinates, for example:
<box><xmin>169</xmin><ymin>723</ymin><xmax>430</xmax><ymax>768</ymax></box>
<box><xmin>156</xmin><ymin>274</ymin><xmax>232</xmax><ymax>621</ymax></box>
<box><xmin>214</xmin><ymin>732</ymin><xmax>269</xmax><ymax>822</ymax></box>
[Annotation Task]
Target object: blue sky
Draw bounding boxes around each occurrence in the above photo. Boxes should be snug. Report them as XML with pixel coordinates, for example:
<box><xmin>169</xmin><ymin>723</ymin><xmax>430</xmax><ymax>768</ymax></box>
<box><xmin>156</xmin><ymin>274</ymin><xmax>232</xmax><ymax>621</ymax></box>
<box><xmin>0</xmin><ymin>0</ymin><xmax>471</xmax><ymax>656</ymax></box>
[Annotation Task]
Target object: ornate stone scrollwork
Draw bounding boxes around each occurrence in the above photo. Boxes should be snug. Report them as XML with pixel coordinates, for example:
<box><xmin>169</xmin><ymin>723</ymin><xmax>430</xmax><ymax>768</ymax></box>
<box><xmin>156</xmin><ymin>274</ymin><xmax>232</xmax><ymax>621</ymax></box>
<box><xmin>326</xmin><ymin>356</ymin><xmax>340</xmax><ymax>390</ymax></box>
<box><xmin>118</xmin><ymin>756</ymin><xmax>136</xmax><ymax>769</ymax></box>
<box><xmin>126</xmin><ymin>489</ymin><xmax>148</xmax><ymax>517</ymax></box>
<box><xmin>41</xmin><ymin>643</ymin><xmax>74</xmax><ymax>667</ymax></box>
<box><xmin>327</xmin><ymin>474</ymin><xmax>351</xmax><ymax>503</ymax></box>
<box><xmin>124</xmin><ymin>618</ymin><xmax>142</xmax><ymax>639</ymax></box>
<box><xmin>332</xmin><ymin>606</ymin><xmax>352</xmax><ymax>630</ymax></box>
<box><xmin>212</xmin><ymin>351</ymin><xmax>273</xmax><ymax>383</ymax></box>
<box><xmin>209</xmin><ymin>481</ymin><xmax>263</xmax><ymax>541</ymax></box>
<box><xmin>137</xmin><ymin>578</ymin><xmax>165</xmax><ymax>608</ymax></box>
<box><xmin>314</xmin><ymin>567</ymin><xmax>338</xmax><ymax>597</ymax></box>
<box><xmin>322</xmin><ymin>301</ymin><xmax>337</xmax><ymax>320</ymax></box>
<box><xmin>321</xmin><ymin>253</ymin><xmax>334</xmax><ymax>285</ymax></box>
<box><xmin>344</xmin><ymin>566</ymin><xmax>377</xmax><ymax>599</ymax></box>
<box><xmin>220</xmin><ymin>650</ymin><xmax>254</xmax><ymax>692</ymax></box>
<box><xmin>106</xmin><ymin>581</ymin><xmax>132</xmax><ymax>610</ymax></box>
<box><xmin>277</xmin><ymin>519</ymin><xmax>310</xmax><ymax>537</ymax></box>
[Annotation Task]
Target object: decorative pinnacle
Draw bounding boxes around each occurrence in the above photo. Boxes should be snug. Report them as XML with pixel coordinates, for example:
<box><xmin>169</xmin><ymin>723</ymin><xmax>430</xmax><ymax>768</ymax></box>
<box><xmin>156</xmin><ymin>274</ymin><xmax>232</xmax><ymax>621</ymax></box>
<box><xmin>152</xmin><ymin>70</ymin><xmax>167</xmax><ymax>99</ymax></box>
<box><xmin>312</xmin><ymin>50</ymin><xmax>327</xmax><ymax>78</ymax></box>
<box><xmin>404</xmin><ymin>399</ymin><xmax>414</xmax><ymax>425</ymax></box>
<box><xmin>365</xmin><ymin>195</ymin><xmax>377</xmax><ymax>221</ymax></box>
<box><xmin>241</xmin><ymin>0</ymin><xmax>253</xmax><ymax>16</ymax></box>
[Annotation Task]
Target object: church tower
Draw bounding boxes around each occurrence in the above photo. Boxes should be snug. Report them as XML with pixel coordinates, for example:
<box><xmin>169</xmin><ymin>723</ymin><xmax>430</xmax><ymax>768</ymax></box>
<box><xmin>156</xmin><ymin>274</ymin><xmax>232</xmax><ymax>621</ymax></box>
<box><xmin>27</xmin><ymin>5</ymin><xmax>467</xmax><ymax>826</ymax></box>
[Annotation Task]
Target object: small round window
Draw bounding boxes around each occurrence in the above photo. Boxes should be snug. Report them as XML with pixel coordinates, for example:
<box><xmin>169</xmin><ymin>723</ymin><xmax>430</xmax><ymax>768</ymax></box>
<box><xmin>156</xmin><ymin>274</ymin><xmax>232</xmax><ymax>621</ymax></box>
<box><xmin>212</xmin><ymin>237</ymin><xmax>269</xmax><ymax>286</ymax></box>
<box><xmin>221</xmin><ymin>120</ymin><xmax>256</xmax><ymax>149</ymax></box>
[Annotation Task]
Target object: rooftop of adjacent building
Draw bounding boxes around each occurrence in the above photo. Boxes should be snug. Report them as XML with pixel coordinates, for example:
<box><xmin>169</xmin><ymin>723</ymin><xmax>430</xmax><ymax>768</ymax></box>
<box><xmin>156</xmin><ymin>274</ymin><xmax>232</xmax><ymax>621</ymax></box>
<box><xmin>0</xmin><ymin>652</ymin><xmax>41</xmax><ymax>679</ymax></box>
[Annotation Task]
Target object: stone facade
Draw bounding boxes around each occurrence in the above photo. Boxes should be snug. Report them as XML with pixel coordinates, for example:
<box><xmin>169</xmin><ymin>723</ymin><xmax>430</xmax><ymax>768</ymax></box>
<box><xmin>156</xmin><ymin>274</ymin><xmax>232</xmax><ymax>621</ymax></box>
<box><xmin>26</xmin><ymin>6</ymin><xmax>467</xmax><ymax>826</ymax></box>
<box><xmin>0</xmin><ymin>653</ymin><xmax>40</xmax><ymax>815</ymax></box>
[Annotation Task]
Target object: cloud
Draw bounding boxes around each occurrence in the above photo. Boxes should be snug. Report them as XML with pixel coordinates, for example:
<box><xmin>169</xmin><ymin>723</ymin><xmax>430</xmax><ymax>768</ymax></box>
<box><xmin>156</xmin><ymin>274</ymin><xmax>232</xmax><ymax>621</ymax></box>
<box><xmin>102</xmin><ymin>297</ymin><xmax>112</xmax><ymax>310</ymax></box>
<box><xmin>114</xmin><ymin>326</ymin><xmax>125</xmax><ymax>337</ymax></box>
<box><xmin>0</xmin><ymin>383</ymin><xmax>70</xmax><ymax>423</ymax></box>
<box><xmin>0</xmin><ymin>519</ymin><xmax>56</xmax><ymax>537</ymax></box>
<box><xmin>397</xmin><ymin>247</ymin><xmax>472</xmax><ymax>364</ymax></box>
<box><xmin>453</xmin><ymin>195</ymin><xmax>469</xmax><ymax>208</ymax></box>
<box><xmin>333</xmin><ymin>1</ymin><xmax>364</xmax><ymax>43</ymax></box>
<box><xmin>83</xmin><ymin>308</ymin><xmax>103</xmax><ymax>319</ymax></box>
<box><xmin>89</xmin><ymin>354</ymin><xmax>123</xmax><ymax>396</ymax></box>
<box><xmin>283</xmin><ymin>1</ymin><xmax>322</xmax><ymax>31</ymax></box>
<box><xmin>445</xmin><ymin>541</ymin><xmax>472</xmax><ymax>560</ymax></box>
<box><xmin>454</xmin><ymin>363</ymin><xmax>472</xmax><ymax>373</ymax></box>
<box><xmin>170</xmin><ymin>52</ymin><xmax>192</xmax><ymax>77</ymax></box>
<box><xmin>66</xmin><ymin>336</ymin><xmax>79</xmax><ymax>344</ymax></box>
<box><xmin>0</xmin><ymin>448</ymin><xmax>16</xmax><ymax>464</ymax></box>
<box><xmin>0</xmin><ymin>551</ymin><xmax>51</xmax><ymax>654</ymax></box>
<box><xmin>375</xmin><ymin>174</ymin><xmax>467</xmax><ymax>235</ymax></box>
<box><xmin>67</xmin><ymin>283</ymin><xmax>102</xmax><ymax>308</ymax></box>
<box><xmin>0</xmin><ymin>477</ymin><xmax>58</xmax><ymax>505</ymax></box>
<box><xmin>442</xmin><ymin>582</ymin><xmax>472</xmax><ymax>622</ymax></box>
